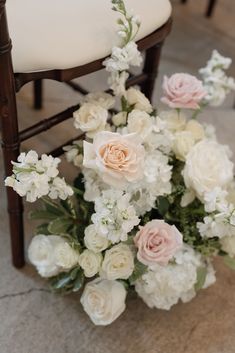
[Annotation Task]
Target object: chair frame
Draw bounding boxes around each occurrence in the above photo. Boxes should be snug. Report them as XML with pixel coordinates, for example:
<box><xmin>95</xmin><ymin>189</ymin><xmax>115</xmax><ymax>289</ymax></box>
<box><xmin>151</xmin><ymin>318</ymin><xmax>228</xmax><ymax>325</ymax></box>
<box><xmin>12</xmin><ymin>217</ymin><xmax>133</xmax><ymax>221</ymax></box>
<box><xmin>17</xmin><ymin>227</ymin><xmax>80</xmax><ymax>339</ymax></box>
<box><xmin>0</xmin><ymin>0</ymin><xmax>172</xmax><ymax>268</ymax></box>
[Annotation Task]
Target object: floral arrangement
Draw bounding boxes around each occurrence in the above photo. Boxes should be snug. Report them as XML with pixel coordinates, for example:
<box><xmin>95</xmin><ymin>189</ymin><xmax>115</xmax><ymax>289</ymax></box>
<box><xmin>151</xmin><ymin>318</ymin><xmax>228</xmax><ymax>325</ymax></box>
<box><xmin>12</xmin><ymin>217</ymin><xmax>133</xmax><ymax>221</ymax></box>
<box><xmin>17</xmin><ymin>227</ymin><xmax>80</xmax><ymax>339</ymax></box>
<box><xmin>5</xmin><ymin>0</ymin><xmax>235</xmax><ymax>326</ymax></box>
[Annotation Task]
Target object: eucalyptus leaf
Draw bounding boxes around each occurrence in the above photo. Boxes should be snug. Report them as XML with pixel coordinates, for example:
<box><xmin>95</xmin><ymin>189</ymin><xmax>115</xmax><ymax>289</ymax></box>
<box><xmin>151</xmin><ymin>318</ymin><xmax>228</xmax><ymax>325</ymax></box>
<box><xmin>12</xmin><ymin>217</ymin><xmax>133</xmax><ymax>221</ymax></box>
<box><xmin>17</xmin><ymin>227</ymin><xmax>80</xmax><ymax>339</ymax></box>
<box><xmin>157</xmin><ymin>196</ymin><xmax>170</xmax><ymax>216</ymax></box>
<box><xmin>48</xmin><ymin>217</ymin><xmax>73</xmax><ymax>235</ymax></box>
<box><xmin>35</xmin><ymin>223</ymin><xmax>50</xmax><ymax>235</ymax></box>
<box><xmin>129</xmin><ymin>260</ymin><xmax>147</xmax><ymax>284</ymax></box>
<box><xmin>73</xmin><ymin>271</ymin><xmax>84</xmax><ymax>292</ymax></box>
<box><xmin>70</xmin><ymin>267</ymin><xmax>80</xmax><ymax>280</ymax></box>
<box><xmin>194</xmin><ymin>267</ymin><xmax>207</xmax><ymax>291</ymax></box>
<box><xmin>224</xmin><ymin>255</ymin><xmax>235</xmax><ymax>270</ymax></box>
<box><xmin>29</xmin><ymin>210</ymin><xmax>58</xmax><ymax>221</ymax></box>
<box><xmin>51</xmin><ymin>274</ymin><xmax>72</xmax><ymax>289</ymax></box>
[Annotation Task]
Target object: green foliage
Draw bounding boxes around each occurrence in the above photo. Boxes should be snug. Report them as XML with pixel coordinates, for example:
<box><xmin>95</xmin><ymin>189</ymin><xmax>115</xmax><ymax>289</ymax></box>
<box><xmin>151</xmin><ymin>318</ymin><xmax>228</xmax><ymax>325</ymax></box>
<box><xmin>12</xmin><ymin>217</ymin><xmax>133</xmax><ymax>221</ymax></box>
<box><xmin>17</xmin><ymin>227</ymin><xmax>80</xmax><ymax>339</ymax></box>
<box><xmin>194</xmin><ymin>266</ymin><xmax>207</xmax><ymax>291</ymax></box>
<box><xmin>50</xmin><ymin>267</ymin><xmax>84</xmax><ymax>294</ymax></box>
<box><xmin>223</xmin><ymin>255</ymin><xmax>235</xmax><ymax>270</ymax></box>
<box><xmin>157</xmin><ymin>196</ymin><xmax>170</xmax><ymax>217</ymax></box>
<box><xmin>129</xmin><ymin>259</ymin><xmax>147</xmax><ymax>284</ymax></box>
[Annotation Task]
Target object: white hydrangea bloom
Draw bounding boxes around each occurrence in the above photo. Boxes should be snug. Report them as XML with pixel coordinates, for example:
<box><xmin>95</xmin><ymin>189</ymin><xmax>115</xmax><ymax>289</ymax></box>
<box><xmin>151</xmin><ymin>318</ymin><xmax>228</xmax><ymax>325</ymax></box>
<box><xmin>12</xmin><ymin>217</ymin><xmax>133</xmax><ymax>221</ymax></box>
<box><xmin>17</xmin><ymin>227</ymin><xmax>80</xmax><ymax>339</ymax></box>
<box><xmin>91</xmin><ymin>190</ymin><xmax>140</xmax><ymax>243</ymax></box>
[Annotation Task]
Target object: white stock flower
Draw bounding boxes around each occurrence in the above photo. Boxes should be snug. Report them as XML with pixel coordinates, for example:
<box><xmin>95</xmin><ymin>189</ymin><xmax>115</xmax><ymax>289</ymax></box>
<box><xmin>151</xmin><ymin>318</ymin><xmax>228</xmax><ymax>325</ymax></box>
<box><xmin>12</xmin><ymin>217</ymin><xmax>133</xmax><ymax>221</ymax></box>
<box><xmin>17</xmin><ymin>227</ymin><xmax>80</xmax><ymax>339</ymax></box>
<box><xmin>112</xmin><ymin>111</ymin><xmax>127</xmax><ymax>127</ymax></box>
<box><xmin>63</xmin><ymin>140</ymin><xmax>83</xmax><ymax>168</ymax></box>
<box><xmin>28</xmin><ymin>235</ymin><xmax>79</xmax><ymax>277</ymax></box>
<box><xmin>221</xmin><ymin>236</ymin><xmax>235</xmax><ymax>257</ymax></box>
<box><xmin>173</xmin><ymin>131</ymin><xmax>195</xmax><ymax>161</ymax></box>
<box><xmin>80</xmin><ymin>278</ymin><xmax>126</xmax><ymax>326</ymax></box>
<box><xmin>183</xmin><ymin>140</ymin><xmax>234</xmax><ymax>200</ymax></box>
<box><xmin>127</xmin><ymin>110</ymin><xmax>153</xmax><ymax>140</ymax></box>
<box><xmin>204</xmin><ymin>187</ymin><xmax>228</xmax><ymax>212</ymax></box>
<box><xmin>73</xmin><ymin>103</ymin><xmax>108</xmax><ymax>138</ymax></box>
<box><xmin>54</xmin><ymin>242</ymin><xmax>80</xmax><ymax>270</ymax></box>
<box><xmin>84</xmin><ymin>225</ymin><xmax>110</xmax><ymax>253</ymax></box>
<box><xmin>126</xmin><ymin>87</ymin><xmax>153</xmax><ymax>113</ymax></box>
<box><xmin>185</xmin><ymin>120</ymin><xmax>205</xmax><ymax>141</ymax></box>
<box><xmin>100</xmin><ymin>244</ymin><xmax>134</xmax><ymax>280</ymax></box>
<box><xmin>197</xmin><ymin>210</ymin><xmax>235</xmax><ymax>239</ymax></box>
<box><xmin>84</xmin><ymin>92</ymin><xmax>115</xmax><ymax>110</ymax></box>
<box><xmin>79</xmin><ymin>249</ymin><xmax>102</xmax><ymax>278</ymax></box>
<box><xmin>108</xmin><ymin>71</ymin><xmax>129</xmax><ymax>97</ymax></box>
<box><xmin>48</xmin><ymin>177</ymin><xmax>73</xmax><ymax>200</ymax></box>
<box><xmin>159</xmin><ymin>110</ymin><xmax>186</xmax><ymax>132</ymax></box>
<box><xmin>91</xmin><ymin>190</ymin><xmax>140</xmax><ymax>243</ymax></box>
<box><xmin>36</xmin><ymin>154</ymin><xmax>60</xmax><ymax>178</ymax></box>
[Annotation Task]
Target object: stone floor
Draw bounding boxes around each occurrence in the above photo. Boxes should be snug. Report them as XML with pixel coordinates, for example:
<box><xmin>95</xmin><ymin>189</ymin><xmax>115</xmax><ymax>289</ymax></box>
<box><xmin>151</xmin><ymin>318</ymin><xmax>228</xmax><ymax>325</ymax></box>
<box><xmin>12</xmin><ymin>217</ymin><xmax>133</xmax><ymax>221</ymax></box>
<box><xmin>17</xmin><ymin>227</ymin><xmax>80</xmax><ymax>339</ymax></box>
<box><xmin>1</xmin><ymin>1</ymin><xmax>235</xmax><ymax>352</ymax></box>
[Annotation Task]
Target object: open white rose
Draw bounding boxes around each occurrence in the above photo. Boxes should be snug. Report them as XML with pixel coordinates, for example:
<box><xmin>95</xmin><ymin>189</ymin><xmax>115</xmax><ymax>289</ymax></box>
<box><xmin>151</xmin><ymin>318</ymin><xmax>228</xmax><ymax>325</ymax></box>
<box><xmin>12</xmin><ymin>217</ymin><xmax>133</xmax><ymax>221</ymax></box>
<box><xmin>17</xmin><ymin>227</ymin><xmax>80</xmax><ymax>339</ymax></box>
<box><xmin>73</xmin><ymin>103</ymin><xmax>108</xmax><ymax>138</ymax></box>
<box><xmin>80</xmin><ymin>278</ymin><xmax>126</xmax><ymax>326</ymax></box>
<box><xmin>100</xmin><ymin>243</ymin><xmax>134</xmax><ymax>280</ymax></box>
<box><xmin>28</xmin><ymin>235</ymin><xmax>63</xmax><ymax>278</ymax></box>
<box><xmin>183</xmin><ymin>140</ymin><xmax>234</xmax><ymax>199</ymax></box>
<box><xmin>54</xmin><ymin>241</ymin><xmax>80</xmax><ymax>270</ymax></box>
<box><xmin>126</xmin><ymin>87</ymin><xmax>153</xmax><ymax>113</ymax></box>
<box><xmin>83</xmin><ymin>131</ymin><xmax>145</xmax><ymax>188</ymax></box>
<box><xmin>127</xmin><ymin>109</ymin><xmax>153</xmax><ymax>140</ymax></box>
<box><xmin>84</xmin><ymin>225</ymin><xmax>110</xmax><ymax>253</ymax></box>
<box><xmin>173</xmin><ymin>131</ymin><xmax>195</xmax><ymax>161</ymax></box>
<box><xmin>79</xmin><ymin>249</ymin><xmax>102</xmax><ymax>278</ymax></box>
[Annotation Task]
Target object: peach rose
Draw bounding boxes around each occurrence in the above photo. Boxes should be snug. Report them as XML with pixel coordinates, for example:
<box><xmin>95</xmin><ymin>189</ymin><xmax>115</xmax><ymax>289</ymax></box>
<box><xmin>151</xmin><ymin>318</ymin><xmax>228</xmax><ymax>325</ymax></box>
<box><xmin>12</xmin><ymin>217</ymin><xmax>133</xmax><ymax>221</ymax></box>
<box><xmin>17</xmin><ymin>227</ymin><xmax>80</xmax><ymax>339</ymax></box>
<box><xmin>134</xmin><ymin>220</ymin><xmax>183</xmax><ymax>266</ymax></box>
<box><xmin>161</xmin><ymin>73</ymin><xmax>206</xmax><ymax>109</ymax></box>
<box><xmin>83</xmin><ymin>131</ymin><xmax>145</xmax><ymax>188</ymax></box>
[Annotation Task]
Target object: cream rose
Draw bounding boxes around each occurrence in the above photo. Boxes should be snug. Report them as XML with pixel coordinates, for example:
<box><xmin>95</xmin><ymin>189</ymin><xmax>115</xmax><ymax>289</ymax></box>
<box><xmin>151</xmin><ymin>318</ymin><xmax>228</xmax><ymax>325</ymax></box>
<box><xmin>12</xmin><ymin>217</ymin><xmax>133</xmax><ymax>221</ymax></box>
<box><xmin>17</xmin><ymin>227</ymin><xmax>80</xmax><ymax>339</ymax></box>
<box><xmin>80</xmin><ymin>278</ymin><xmax>127</xmax><ymax>326</ymax></box>
<box><xmin>83</xmin><ymin>131</ymin><xmax>145</xmax><ymax>188</ymax></box>
<box><xmin>126</xmin><ymin>87</ymin><xmax>153</xmax><ymax>113</ymax></box>
<box><xmin>84</xmin><ymin>224</ymin><xmax>110</xmax><ymax>253</ymax></box>
<box><xmin>73</xmin><ymin>103</ymin><xmax>108</xmax><ymax>138</ymax></box>
<box><xmin>173</xmin><ymin>131</ymin><xmax>195</xmax><ymax>161</ymax></box>
<box><xmin>112</xmin><ymin>111</ymin><xmax>127</xmax><ymax>127</ymax></box>
<box><xmin>221</xmin><ymin>236</ymin><xmax>235</xmax><ymax>258</ymax></box>
<box><xmin>134</xmin><ymin>220</ymin><xmax>183</xmax><ymax>266</ymax></box>
<box><xmin>127</xmin><ymin>109</ymin><xmax>153</xmax><ymax>140</ymax></box>
<box><xmin>100</xmin><ymin>244</ymin><xmax>134</xmax><ymax>280</ymax></box>
<box><xmin>54</xmin><ymin>241</ymin><xmax>80</xmax><ymax>270</ymax></box>
<box><xmin>159</xmin><ymin>110</ymin><xmax>186</xmax><ymax>132</ymax></box>
<box><xmin>84</xmin><ymin>92</ymin><xmax>115</xmax><ymax>110</ymax></box>
<box><xmin>183</xmin><ymin>140</ymin><xmax>234</xmax><ymax>199</ymax></box>
<box><xmin>185</xmin><ymin>120</ymin><xmax>205</xmax><ymax>141</ymax></box>
<box><xmin>79</xmin><ymin>249</ymin><xmax>102</xmax><ymax>278</ymax></box>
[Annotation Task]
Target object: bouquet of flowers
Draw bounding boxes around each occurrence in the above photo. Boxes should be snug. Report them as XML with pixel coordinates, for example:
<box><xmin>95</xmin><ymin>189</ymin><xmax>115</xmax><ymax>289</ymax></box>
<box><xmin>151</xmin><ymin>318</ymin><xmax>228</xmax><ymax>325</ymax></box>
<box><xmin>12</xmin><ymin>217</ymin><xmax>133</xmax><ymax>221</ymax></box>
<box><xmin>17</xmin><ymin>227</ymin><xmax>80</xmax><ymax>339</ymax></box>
<box><xmin>5</xmin><ymin>0</ymin><xmax>235</xmax><ymax>326</ymax></box>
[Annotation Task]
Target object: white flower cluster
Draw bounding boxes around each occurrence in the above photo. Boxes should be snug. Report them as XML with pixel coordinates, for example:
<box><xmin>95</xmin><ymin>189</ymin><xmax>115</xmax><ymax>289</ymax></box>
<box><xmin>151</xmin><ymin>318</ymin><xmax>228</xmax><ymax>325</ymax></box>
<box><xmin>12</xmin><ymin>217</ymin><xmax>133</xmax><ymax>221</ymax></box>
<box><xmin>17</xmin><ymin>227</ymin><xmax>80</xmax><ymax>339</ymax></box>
<box><xmin>5</xmin><ymin>151</ymin><xmax>73</xmax><ymax>202</ymax></box>
<box><xmin>91</xmin><ymin>190</ymin><xmax>140</xmax><ymax>243</ymax></box>
<box><xmin>135</xmin><ymin>245</ymin><xmax>216</xmax><ymax>310</ymax></box>
<box><xmin>63</xmin><ymin>140</ymin><xmax>83</xmax><ymax>168</ymax></box>
<box><xmin>199</xmin><ymin>50</ymin><xmax>235</xmax><ymax>106</ymax></box>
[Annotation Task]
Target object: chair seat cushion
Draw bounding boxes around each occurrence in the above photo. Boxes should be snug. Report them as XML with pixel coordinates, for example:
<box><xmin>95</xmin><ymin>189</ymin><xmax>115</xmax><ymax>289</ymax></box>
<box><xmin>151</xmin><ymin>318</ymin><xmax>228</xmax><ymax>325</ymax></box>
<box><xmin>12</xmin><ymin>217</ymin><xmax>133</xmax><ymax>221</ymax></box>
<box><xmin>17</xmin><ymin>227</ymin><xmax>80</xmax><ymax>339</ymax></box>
<box><xmin>6</xmin><ymin>0</ymin><xmax>172</xmax><ymax>73</ymax></box>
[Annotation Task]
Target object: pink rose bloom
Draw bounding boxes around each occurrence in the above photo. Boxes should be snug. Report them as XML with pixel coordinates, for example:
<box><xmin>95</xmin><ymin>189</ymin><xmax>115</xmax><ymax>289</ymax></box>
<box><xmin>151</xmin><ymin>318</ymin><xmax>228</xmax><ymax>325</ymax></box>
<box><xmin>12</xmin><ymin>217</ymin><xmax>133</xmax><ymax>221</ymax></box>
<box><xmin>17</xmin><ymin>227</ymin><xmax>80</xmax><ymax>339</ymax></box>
<box><xmin>161</xmin><ymin>73</ymin><xmax>206</xmax><ymax>109</ymax></box>
<box><xmin>83</xmin><ymin>131</ymin><xmax>145</xmax><ymax>188</ymax></box>
<box><xmin>134</xmin><ymin>220</ymin><xmax>183</xmax><ymax>266</ymax></box>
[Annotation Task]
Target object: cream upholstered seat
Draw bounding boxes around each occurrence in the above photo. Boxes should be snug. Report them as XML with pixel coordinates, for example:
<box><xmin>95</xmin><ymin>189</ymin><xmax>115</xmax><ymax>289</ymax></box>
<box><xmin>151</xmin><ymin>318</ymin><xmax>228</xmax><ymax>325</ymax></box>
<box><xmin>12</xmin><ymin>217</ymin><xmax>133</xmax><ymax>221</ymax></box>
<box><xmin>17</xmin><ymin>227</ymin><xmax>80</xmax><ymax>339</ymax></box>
<box><xmin>6</xmin><ymin>0</ymin><xmax>172</xmax><ymax>73</ymax></box>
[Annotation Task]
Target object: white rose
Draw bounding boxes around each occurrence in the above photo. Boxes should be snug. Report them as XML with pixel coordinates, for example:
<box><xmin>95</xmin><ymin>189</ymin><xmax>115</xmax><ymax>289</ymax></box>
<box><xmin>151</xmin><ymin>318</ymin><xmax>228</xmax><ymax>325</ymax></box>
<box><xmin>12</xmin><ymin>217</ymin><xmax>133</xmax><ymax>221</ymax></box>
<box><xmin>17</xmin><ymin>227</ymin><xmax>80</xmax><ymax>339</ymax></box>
<box><xmin>73</xmin><ymin>103</ymin><xmax>108</xmax><ymax>138</ymax></box>
<box><xmin>79</xmin><ymin>249</ymin><xmax>102</xmax><ymax>278</ymax></box>
<box><xmin>159</xmin><ymin>110</ymin><xmax>186</xmax><ymax>132</ymax></box>
<box><xmin>183</xmin><ymin>140</ymin><xmax>234</xmax><ymax>199</ymax></box>
<box><xmin>100</xmin><ymin>244</ymin><xmax>134</xmax><ymax>280</ymax></box>
<box><xmin>173</xmin><ymin>131</ymin><xmax>195</xmax><ymax>161</ymax></box>
<box><xmin>28</xmin><ymin>235</ymin><xmax>62</xmax><ymax>278</ymax></box>
<box><xmin>112</xmin><ymin>111</ymin><xmax>127</xmax><ymax>126</ymax></box>
<box><xmin>54</xmin><ymin>241</ymin><xmax>80</xmax><ymax>270</ymax></box>
<box><xmin>85</xmin><ymin>92</ymin><xmax>115</xmax><ymax>110</ymax></box>
<box><xmin>221</xmin><ymin>236</ymin><xmax>235</xmax><ymax>257</ymax></box>
<box><xmin>127</xmin><ymin>109</ymin><xmax>153</xmax><ymax>140</ymax></box>
<box><xmin>126</xmin><ymin>87</ymin><xmax>153</xmax><ymax>113</ymax></box>
<box><xmin>80</xmin><ymin>278</ymin><xmax>126</xmax><ymax>325</ymax></box>
<box><xmin>84</xmin><ymin>225</ymin><xmax>110</xmax><ymax>253</ymax></box>
<box><xmin>185</xmin><ymin>120</ymin><xmax>205</xmax><ymax>141</ymax></box>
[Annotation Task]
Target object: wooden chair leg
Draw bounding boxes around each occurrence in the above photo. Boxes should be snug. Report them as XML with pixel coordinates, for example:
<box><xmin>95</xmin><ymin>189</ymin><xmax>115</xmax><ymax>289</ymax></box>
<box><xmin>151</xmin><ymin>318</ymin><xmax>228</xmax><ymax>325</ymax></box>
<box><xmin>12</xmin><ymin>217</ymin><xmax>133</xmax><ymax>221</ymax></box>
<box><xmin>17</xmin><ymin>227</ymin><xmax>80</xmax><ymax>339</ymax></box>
<box><xmin>181</xmin><ymin>0</ymin><xmax>188</xmax><ymax>3</ymax></box>
<box><xmin>140</xmin><ymin>41</ymin><xmax>164</xmax><ymax>102</ymax></box>
<box><xmin>206</xmin><ymin>0</ymin><xmax>217</xmax><ymax>17</ymax></box>
<box><xmin>33</xmin><ymin>79</ymin><xmax>43</xmax><ymax>110</ymax></box>
<box><xmin>0</xmin><ymin>3</ymin><xmax>25</xmax><ymax>268</ymax></box>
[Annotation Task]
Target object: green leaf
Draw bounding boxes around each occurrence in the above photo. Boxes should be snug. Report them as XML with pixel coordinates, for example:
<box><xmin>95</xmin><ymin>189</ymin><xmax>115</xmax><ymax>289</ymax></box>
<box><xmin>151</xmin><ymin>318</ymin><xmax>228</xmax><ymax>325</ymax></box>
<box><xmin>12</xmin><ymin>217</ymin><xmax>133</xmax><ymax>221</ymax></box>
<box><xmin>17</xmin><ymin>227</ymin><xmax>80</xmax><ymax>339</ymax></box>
<box><xmin>157</xmin><ymin>196</ymin><xmax>170</xmax><ymax>216</ymax></box>
<box><xmin>35</xmin><ymin>223</ymin><xmax>50</xmax><ymax>235</ymax></box>
<box><xmin>51</xmin><ymin>273</ymin><xmax>72</xmax><ymax>289</ymax></box>
<box><xmin>73</xmin><ymin>271</ymin><xmax>84</xmax><ymax>292</ymax></box>
<box><xmin>48</xmin><ymin>217</ymin><xmax>73</xmax><ymax>235</ymax></box>
<box><xmin>224</xmin><ymin>255</ymin><xmax>235</xmax><ymax>270</ymax></box>
<box><xmin>194</xmin><ymin>267</ymin><xmax>207</xmax><ymax>291</ymax></box>
<box><xmin>129</xmin><ymin>260</ymin><xmax>147</xmax><ymax>284</ymax></box>
<box><xmin>43</xmin><ymin>198</ymin><xmax>64</xmax><ymax>216</ymax></box>
<box><xmin>29</xmin><ymin>210</ymin><xmax>58</xmax><ymax>220</ymax></box>
<box><xmin>70</xmin><ymin>267</ymin><xmax>80</xmax><ymax>280</ymax></box>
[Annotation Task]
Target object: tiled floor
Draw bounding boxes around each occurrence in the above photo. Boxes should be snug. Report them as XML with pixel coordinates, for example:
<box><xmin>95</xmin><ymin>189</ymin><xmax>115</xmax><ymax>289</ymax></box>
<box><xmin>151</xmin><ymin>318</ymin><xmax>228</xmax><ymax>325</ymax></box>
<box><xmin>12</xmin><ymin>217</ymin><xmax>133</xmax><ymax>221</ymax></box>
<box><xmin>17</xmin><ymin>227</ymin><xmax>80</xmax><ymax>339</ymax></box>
<box><xmin>0</xmin><ymin>1</ymin><xmax>235</xmax><ymax>352</ymax></box>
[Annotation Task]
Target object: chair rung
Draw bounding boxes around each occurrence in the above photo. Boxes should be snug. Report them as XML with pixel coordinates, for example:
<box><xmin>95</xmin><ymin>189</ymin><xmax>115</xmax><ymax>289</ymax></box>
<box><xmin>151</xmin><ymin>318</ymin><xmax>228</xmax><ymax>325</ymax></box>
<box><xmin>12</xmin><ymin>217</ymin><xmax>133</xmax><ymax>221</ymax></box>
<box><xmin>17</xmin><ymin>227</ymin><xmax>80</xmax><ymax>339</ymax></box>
<box><xmin>126</xmin><ymin>73</ymin><xmax>148</xmax><ymax>87</ymax></box>
<box><xmin>19</xmin><ymin>103</ymin><xmax>80</xmax><ymax>142</ymax></box>
<box><xmin>65</xmin><ymin>81</ymin><xmax>89</xmax><ymax>95</ymax></box>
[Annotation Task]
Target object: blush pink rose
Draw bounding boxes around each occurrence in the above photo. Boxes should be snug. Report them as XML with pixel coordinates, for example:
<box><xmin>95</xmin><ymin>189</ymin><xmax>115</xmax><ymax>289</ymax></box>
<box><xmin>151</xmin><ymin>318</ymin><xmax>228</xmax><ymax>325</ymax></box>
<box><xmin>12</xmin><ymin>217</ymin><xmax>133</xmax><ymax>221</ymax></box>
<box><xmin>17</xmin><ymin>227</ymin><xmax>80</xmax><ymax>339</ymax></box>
<box><xmin>134</xmin><ymin>220</ymin><xmax>183</xmax><ymax>266</ymax></box>
<box><xmin>83</xmin><ymin>131</ymin><xmax>145</xmax><ymax>188</ymax></box>
<box><xmin>161</xmin><ymin>73</ymin><xmax>206</xmax><ymax>109</ymax></box>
